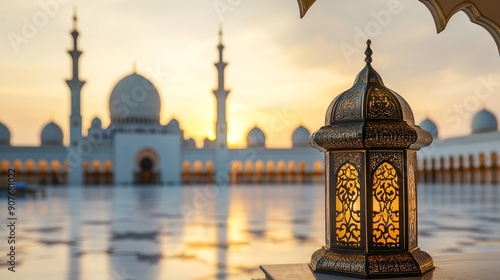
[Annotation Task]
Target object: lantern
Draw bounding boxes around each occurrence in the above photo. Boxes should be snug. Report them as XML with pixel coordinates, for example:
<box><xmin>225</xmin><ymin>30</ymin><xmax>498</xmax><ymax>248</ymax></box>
<box><xmin>309</xmin><ymin>40</ymin><xmax>434</xmax><ymax>278</ymax></box>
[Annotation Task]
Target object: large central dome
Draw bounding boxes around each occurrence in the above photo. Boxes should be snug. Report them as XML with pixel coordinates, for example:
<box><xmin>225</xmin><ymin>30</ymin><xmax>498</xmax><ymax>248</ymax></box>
<box><xmin>109</xmin><ymin>73</ymin><xmax>161</xmax><ymax>125</ymax></box>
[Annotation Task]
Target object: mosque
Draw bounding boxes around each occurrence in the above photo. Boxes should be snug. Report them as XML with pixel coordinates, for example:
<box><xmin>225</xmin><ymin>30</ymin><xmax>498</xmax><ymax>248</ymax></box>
<box><xmin>418</xmin><ymin>110</ymin><xmax>500</xmax><ymax>185</ymax></box>
<box><xmin>0</xmin><ymin>14</ymin><xmax>324</xmax><ymax>186</ymax></box>
<box><xmin>0</xmin><ymin>14</ymin><xmax>499</xmax><ymax>186</ymax></box>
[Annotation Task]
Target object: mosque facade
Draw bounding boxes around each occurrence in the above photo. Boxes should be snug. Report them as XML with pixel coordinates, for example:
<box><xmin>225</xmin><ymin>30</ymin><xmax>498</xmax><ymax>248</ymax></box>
<box><xmin>418</xmin><ymin>109</ymin><xmax>500</xmax><ymax>184</ymax></box>
<box><xmin>0</xmin><ymin>15</ymin><xmax>324</xmax><ymax>186</ymax></box>
<box><xmin>1</xmin><ymin>15</ymin><xmax>499</xmax><ymax>186</ymax></box>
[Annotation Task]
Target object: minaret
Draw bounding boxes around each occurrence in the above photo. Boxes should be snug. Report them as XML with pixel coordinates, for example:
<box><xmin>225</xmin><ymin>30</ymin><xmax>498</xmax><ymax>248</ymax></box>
<box><xmin>213</xmin><ymin>26</ymin><xmax>230</xmax><ymax>184</ymax></box>
<box><xmin>66</xmin><ymin>9</ymin><xmax>85</xmax><ymax>185</ymax></box>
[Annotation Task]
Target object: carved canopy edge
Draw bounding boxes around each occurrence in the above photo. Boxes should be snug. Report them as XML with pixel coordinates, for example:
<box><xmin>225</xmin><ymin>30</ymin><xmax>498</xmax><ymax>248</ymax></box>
<box><xmin>297</xmin><ymin>0</ymin><xmax>317</xmax><ymax>18</ymax></box>
<box><xmin>296</xmin><ymin>0</ymin><xmax>500</xmax><ymax>55</ymax></box>
<box><xmin>419</xmin><ymin>0</ymin><xmax>500</xmax><ymax>56</ymax></box>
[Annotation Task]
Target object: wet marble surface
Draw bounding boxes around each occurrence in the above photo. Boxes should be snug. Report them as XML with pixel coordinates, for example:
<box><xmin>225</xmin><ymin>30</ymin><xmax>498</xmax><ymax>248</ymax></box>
<box><xmin>0</xmin><ymin>184</ymin><xmax>499</xmax><ymax>280</ymax></box>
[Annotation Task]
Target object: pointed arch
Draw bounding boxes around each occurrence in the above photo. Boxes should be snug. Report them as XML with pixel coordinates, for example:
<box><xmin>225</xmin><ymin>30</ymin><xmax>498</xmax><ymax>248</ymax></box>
<box><xmin>193</xmin><ymin>160</ymin><xmax>203</xmax><ymax>172</ymax></box>
<box><xmin>51</xmin><ymin>160</ymin><xmax>62</xmax><ymax>172</ymax></box>
<box><xmin>277</xmin><ymin>160</ymin><xmax>286</xmax><ymax>173</ymax></box>
<box><xmin>205</xmin><ymin>161</ymin><xmax>214</xmax><ymax>172</ymax></box>
<box><xmin>182</xmin><ymin>161</ymin><xmax>191</xmax><ymax>172</ymax></box>
<box><xmin>13</xmin><ymin>159</ymin><xmax>23</xmax><ymax>171</ymax></box>
<box><xmin>244</xmin><ymin>160</ymin><xmax>253</xmax><ymax>172</ymax></box>
<box><xmin>1</xmin><ymin>160</ymin><xmax>10</xmax><ymax>171</ymax></box>
<box><xmin>104</xmin><ymin>160</ymin><xmax>113</xmax><ymax>172</ymax></box>
<box><xmin>266</xmin><ymin>160</ymin><xmax>275</xmax><ymax>172</ymax></box>
<box><xmin>313</xmin><ymin>161</ymin><xmax>323</xmax><ymax>171</ymax></box>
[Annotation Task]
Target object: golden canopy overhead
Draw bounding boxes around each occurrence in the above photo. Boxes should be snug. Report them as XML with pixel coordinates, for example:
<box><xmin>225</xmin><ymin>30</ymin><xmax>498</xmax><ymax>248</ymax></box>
<box><xmin>296</xmin><ymin>0</ymin><xmax>500</xmax><ymax>55</ymax></box>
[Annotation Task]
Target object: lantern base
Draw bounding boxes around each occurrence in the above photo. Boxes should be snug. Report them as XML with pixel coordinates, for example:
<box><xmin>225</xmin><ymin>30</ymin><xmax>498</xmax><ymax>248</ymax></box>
<box><xmin>310</xmin><ymin>247</ymin><xmax>434</xmax><ymax>278</ymax></box>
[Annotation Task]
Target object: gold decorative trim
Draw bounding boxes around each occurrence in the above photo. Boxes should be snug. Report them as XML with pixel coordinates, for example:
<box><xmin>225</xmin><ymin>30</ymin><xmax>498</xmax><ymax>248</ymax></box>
<box><xmin>310</xmin><ymin>247</ymin><xmax>434</xmax><ymax>277</ymax></box>
<box><xmin>311</xmin><ymin>122</ymin><xmax>432</xmax><ymax>151</ymax></box>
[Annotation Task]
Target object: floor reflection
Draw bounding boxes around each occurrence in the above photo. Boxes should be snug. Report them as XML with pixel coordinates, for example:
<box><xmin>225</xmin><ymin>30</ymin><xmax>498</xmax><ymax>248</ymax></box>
<box><xmin>0</xmin><ymin>184</ymin><xmax>499</xmax><ymax>280</ymax></box>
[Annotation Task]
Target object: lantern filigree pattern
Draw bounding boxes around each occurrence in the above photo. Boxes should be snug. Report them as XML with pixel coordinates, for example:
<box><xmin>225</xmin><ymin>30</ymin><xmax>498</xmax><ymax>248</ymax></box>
<box><xmin>372</xmin><ymin>162</ymin><xmax>400</xmax><ymax>247</ymax></box>
<box><xmin>334</xmin><ymin>88</ymin><xmax>361</xmax><ymax>120</ymax></box>
<box><xmin>367</xmin><ymin>88</ymin><xmax>400</xmax><ymax>119</ymax></box>
<box><xmin>408</xmin><ymin>151</ymin><xmax>418</xmax><ymax>248</ymax></box>
<box><xmin>335</xmin><ymin>163</ymin><xmax>361</xmax><ymax>247</ymax></box>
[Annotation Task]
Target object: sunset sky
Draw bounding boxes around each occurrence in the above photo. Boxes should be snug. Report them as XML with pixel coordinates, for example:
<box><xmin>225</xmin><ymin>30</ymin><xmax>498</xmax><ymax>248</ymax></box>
<box><xmin>1</xmin><ymin>0</ymin><xmax>499</xmax><ymax>147</ymax></box>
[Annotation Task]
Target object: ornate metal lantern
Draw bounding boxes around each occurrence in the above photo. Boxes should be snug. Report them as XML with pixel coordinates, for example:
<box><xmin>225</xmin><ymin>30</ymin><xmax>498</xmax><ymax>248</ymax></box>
<box><xmin>309</xmin><ymin>40</ymin><xmax>434</xmax><ymax>278</ymax></box>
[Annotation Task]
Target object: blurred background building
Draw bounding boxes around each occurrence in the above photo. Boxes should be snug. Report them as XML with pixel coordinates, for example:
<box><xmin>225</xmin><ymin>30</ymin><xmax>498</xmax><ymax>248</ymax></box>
<box><xmin>418</xmin><ymin>109</ymin><xmax>500</xmax><ymax>185</ymax></box>
<box><xmin>0</xmin><ymin>17</ymin><xmax>323</xmax><ymax>186</ymax></box>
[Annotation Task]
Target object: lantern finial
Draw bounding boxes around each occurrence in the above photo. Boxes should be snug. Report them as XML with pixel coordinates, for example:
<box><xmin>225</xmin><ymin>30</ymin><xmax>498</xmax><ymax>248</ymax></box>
<box><xmin>365</xmin><ymin>39</ymin><xmax>372</xmax><ymax>64</ymax></box>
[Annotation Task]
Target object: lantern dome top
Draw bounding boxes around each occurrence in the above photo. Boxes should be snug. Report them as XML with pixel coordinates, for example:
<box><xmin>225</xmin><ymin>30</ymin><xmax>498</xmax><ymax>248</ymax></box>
<box><xmin>310</xmin><ymin>40</ymin><xmax>432</xmax><ymax>152</ymax></box>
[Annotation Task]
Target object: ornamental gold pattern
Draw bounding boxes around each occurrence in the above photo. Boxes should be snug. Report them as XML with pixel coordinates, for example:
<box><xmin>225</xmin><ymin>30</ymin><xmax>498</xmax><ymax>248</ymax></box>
<box><xmin>334</xmin><ymin>88</ymin><xmax>361</xmax><ymax>120</ymax></box>
<box><xmin>372</xmin><ymin>162</ymin><xmax>400</xmax><ymax>248</ymax></box>
<box><xmin>369</xmin><ymin>151</ymin><xmax>402</xmax><ymax>171</ymax></box>
<box><xmin>333</xmin><ymin>152</ymin><xmax>362</xmax><ymax>171</ymax></box>
<box><xmin>411</xmin><ymin>248</ymin><xmax>434</xmax><ymax>273</ymax></box>
<box><xmin>311</xmin><ymin>248</ymin><xmax>433</xmax><ymax>276</ymax></box>
<box><xmin>364</xmin><ymin>123</ymin><xmax>417</xmax><ymax>148</ymax></box>
<box><xmin>335</xmin><ymin>163</ymin><xmax>362</xmax><ymax>247</ymax></box>
<box><xmin>311</xmin><ymin>248</ymin><xmax>365</xmax><ymax>274</ymax></box>
<box><xmin>408</xmin><ymin>151</ymin><xmax>418</xmax><ymax>248</ymax></box>
<box><xmin>367</xmin><ymin>254</ymin><xmax>419</xmax><ymax>274</ymax></box>
<box><xmin>312</xmin><ymin>124</ymin><xmax>364</xmax><ymax>150</ymax></box>
<box><xmin>367</xmin><ymin>87</ymin><xmax>401</xmax><ymax>119</ymax></box>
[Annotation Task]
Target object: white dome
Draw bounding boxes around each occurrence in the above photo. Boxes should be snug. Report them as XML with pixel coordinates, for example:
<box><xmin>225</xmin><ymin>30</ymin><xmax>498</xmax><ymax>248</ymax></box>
<box><xmin>204</xmin><ymin>137</ymin><xmax>215</xmax><ymax>148</ymax></box>
<box><xmin>419</xmin><ymin>118</ymin><xmax>438</xmax><ymax>139</ymax></box>
<box><xmin>0</xmin><ymin>122</ymin><xmax>11</xmax><ymax>145</ymax></box>
<box><xmin>167</xmin><ymin>118</ymin><xmax>180</xmax><ymax>130</ymax></box>
<box><xmin>471</xmin><ymin>109</ymin><xmax>498</xmax><ymax>134</ymax></box>
<box><xmin>183</xmin><ymin>138</ymin><xmax>196</xmax><ymax>148</ymax></box>
<box><xmin>91</xmin><ymin>117</ymin><xmax>102</xmax><ymax>128</ymax></box>
<box><xmin>41</xmin><ymin>121</ymin><xmax>63</xmax><ymax>146</ymax></box>
<box><xmin>109</xmin><ymin>73</ymin><xmax>161</xmax><ymax>125</ymax></box>
<box><xmin>247</xmin><ymin>126</ymin><xmax>266</xmax><ymax>148</ymax></box>
<box><xmin>292</xmin><ymin>125</ymin><xmax>310</xmax><ymax>147</ymax></box>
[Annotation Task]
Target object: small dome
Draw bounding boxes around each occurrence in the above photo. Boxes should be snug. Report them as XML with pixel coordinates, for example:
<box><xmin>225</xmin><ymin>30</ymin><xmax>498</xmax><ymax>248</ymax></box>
<box><xmin>109</xmin><ymin>73</ymin><xmax>161</xmax><ymax>125</ymax></box>
<box><xmin>472</xmin><ymin>109</ymin><xmax>498</xmax><ymax>134</ymax></box>
<box><xmin>91</xmin><ymin>117</ymin><xmax>102</xmax><ymax>128</ymax></box>
<box><xmin>292</xmin><ymin>125</ymin><xmax>310</xmax><ymax>147</ymax></box>
<box><xmin>167</xmin><ymin>118</ymin><xmax>180</xmax><ymax>130</ymax></box>
<box><xmin>41</xmin><ymin>121</ymin><xmax>63</xmax><ymax>146</ymax></box>
<box><xmin>0</xmin><ymin>122</ymin><xmax>11</xmax><ymax>145</ymax></box>
<box><xmin>419</xmin><ymin>118</ymin><xmax>438</xmax><ymax>139</ymax></box>
<box><xmin>247</xmin><ymin>126</ymin><xmax>266</xmax><ymax>148</ymax></box>
<box><xmin>183</xmin><ymin>138</ymin><xmax>196</xmax><ymax>148</ymax></box>
<box><xmin>204</xmin><ymin>137</ymin><xmax>215</xmax><ymax>148</ymax></box>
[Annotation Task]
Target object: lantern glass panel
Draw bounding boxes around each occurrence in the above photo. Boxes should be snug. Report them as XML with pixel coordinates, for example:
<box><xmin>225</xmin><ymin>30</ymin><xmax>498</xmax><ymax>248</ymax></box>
<box><xmin>335</xmin><ymin>162</ymin><xmax>361</xmax><ymax>248</ymax></box>
<box><xmin>372</xmin><ymin>162</ymin><xmax>400</xmax><ymax>248</ymax></box>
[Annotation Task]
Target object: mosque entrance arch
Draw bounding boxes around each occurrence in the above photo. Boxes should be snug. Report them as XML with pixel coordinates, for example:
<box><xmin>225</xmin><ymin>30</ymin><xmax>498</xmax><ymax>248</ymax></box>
<box><xmin>134</xmin><ymin>149</ymin><xmax>160</xmax><ymax>185</ymax></box>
